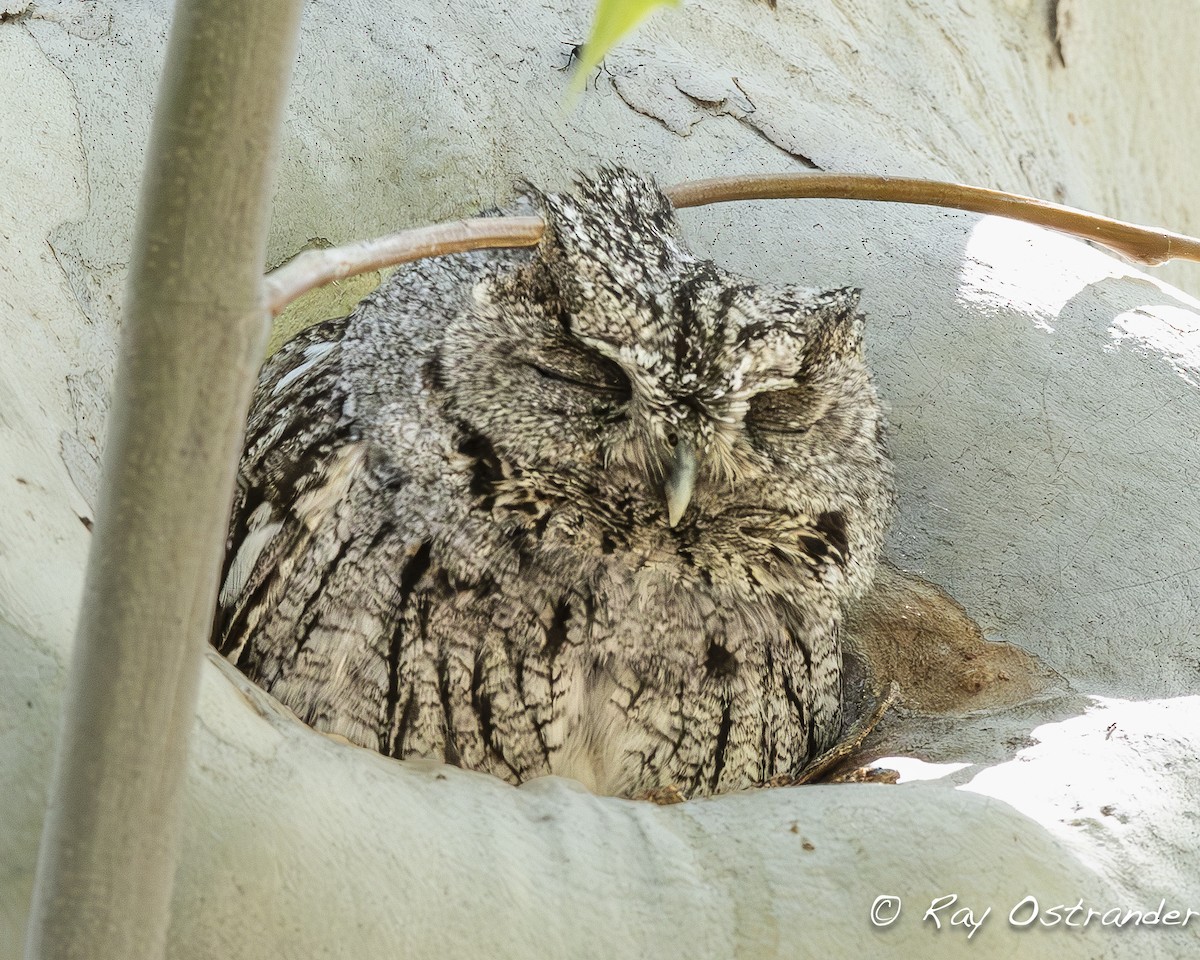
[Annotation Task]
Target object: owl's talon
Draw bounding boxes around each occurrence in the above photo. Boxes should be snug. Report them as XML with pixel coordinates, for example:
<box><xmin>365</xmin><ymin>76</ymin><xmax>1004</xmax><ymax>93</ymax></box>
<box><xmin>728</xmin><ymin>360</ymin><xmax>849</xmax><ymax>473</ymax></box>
<box><xmin>830</xmin><ymin>765</ymin><xmax>900</xmax><ymax>784</ymax></box>
<box><xmin>636</xmin><ymin>784</ymin><xmax>688</xmax><ymax>805</ymax></box>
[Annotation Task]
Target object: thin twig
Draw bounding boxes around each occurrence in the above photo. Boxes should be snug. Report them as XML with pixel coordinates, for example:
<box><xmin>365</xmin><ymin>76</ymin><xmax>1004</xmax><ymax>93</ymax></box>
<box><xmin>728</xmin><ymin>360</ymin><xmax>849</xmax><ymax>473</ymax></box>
<box><xmin>263</xmin><ymin>173</ymin><xmax>1200</xmax><ymax>318</ymax></box>
<box><xmin>790</xmin><ymin>681</ymin><xmax>900</xmax><ymax>785</ymax></box>
<box><xmin>265</xmin><ymin>216</ymin><xmax>544</xmax><ymax>317</ymax></box>
<box><xmin>664</xmin><ymin>172</ymin><xmax>1200</xmax><ymax>266</ymax></box>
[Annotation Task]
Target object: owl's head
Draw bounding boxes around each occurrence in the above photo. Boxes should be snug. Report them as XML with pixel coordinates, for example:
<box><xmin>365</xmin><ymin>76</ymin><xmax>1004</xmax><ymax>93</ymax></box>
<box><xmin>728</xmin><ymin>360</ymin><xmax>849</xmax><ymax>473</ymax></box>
<box><xmin>440</xmin><ymin>169</ymin><xmax>891</xmax><ymax>593</ymax></box>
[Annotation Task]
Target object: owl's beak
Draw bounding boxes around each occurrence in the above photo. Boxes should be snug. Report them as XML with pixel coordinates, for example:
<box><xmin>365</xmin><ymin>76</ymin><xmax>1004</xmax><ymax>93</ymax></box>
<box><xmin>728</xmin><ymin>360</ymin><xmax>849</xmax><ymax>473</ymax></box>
<box><xmin>664</xmin><ymin>439</ymin><xmax>697</xmax><ymax>527</ymax></box>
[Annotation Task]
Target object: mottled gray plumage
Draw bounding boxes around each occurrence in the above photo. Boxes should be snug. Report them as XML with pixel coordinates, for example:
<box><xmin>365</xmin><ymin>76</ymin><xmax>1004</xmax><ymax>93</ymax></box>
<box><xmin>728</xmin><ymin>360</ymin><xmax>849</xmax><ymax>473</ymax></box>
<box><xmin>214</xmin><ymin>169</ymin><xmax>893</xmax><ymax>799</ymax></box>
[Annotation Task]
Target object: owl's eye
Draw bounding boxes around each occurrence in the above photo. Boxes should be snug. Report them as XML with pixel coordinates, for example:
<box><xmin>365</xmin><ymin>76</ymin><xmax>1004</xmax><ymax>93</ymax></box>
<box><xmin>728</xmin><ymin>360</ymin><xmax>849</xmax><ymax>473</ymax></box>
<box><xmin>525</xmin><ymin>346</ymin><xmax>631</xmax><ymax>401</ymax></box>
<box><xmin>747</xmin><ymin>385</ymin><xmax>826</xmax><ymax>435</ymax></box>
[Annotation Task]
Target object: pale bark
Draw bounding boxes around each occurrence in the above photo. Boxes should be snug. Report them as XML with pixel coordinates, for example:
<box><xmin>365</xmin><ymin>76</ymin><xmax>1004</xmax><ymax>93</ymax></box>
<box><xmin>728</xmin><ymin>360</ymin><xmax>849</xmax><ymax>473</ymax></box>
<box><xmin>5</xmin><ymin>2</ymin><xmax>1200</xmax><ymax>959</ymax></box>
<box><xmin>21</xmin><ymin>2</ymin><xmax>302</xmax><ymax>958</ymax></box>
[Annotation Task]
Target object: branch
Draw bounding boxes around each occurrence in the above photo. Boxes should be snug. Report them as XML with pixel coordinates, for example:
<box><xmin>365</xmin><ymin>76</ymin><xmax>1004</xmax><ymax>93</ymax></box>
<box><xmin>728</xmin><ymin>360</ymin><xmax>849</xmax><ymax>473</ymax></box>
<box><xmin>664</xmin><ymin>173</ymin><xmax>1200</xmax><ymax>265</ymax></box>
<box><xmin>264</xmin><ymin>172</ymin><xmax>1200</xmax><ymax>318</ymax></box>
<box><xmin>265</xmin><ymin>216</ymin><xmax>544</xmax><ymax>316</ymax></box>
<box><xmin>23</xmin><ymin>1</ymin><xmax>303</xmax><ymax>958</ymax></box>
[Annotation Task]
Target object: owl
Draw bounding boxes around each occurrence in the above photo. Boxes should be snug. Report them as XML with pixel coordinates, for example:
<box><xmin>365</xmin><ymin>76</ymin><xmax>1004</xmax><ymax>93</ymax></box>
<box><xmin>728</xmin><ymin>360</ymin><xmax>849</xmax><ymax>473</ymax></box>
<box><xmin>214</xmin><ymin>168</ymin><xmax>893</xmax><ymax>799</ymax></box>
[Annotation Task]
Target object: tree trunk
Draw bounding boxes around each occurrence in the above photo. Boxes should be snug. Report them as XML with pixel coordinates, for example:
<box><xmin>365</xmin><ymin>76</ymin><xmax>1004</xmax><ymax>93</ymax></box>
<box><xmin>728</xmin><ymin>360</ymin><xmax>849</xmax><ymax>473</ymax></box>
<box><xmin>22</xmin><ymin>2</ymin><xmax>302</xmax><ymax>957</ymax></box>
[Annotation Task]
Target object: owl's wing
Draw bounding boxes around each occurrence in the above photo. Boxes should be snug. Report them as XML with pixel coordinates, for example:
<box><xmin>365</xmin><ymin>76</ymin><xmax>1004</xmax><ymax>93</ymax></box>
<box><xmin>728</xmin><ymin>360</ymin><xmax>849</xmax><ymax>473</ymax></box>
<box><xmin>216</xmin><ymin>312</ymin><xmax>452</xmax><ymax>753</ymax></box>
<box><xmin>214</xmin><ymin>314</ymin><xmax>359</xmax><ymax>655</ymax></box>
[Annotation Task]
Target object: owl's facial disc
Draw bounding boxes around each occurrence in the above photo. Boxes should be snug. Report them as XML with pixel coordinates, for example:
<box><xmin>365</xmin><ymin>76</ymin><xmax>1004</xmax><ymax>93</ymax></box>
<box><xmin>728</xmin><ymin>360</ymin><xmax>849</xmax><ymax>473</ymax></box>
<box><xmin>448</xmin><ymin>182</ymin><xmax>883</xmax><ymax>541</ymax></box>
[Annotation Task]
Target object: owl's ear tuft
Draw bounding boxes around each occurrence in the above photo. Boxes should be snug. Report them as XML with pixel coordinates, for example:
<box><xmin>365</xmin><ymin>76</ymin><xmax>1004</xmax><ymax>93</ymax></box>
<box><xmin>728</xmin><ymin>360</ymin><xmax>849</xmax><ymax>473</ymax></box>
<box><xmin>816</xmin><ymin>286</ymin><xmax>863</xmax><ymax>320</ymax></box>
<box><xmin>533</xmin><ymin>168</ymin><xmax>681</xmax><ymax>263</ymax></box>
<box><xmin>513</xmin><ymin>176</ymin><xmax>547</xmax><ymax>204</ymax></box>
<box><xmin>802</xmin><ymin>287</ymin><xmax>866</xmax><ymax>368</ymax></box>
<box><xmin>579</xmin><ymin>166</ymin><xmax>676</xmax><ymax>223</ymax></box>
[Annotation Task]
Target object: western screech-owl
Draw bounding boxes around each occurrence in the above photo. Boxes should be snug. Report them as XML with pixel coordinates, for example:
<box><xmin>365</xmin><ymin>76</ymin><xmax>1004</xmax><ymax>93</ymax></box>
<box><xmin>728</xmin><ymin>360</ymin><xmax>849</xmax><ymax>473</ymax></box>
<box><xmin>214</xmin><ymin>168</ymin><xmax>893</xmax><ymax>799</ymax></box>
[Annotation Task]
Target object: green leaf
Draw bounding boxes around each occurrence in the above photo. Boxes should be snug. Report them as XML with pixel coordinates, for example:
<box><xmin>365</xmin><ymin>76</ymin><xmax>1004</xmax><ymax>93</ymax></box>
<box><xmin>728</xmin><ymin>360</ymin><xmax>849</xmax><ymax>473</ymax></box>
<box><xmin>568</xmin><ymin>0</ymin><xmax>680</xmax><ymax>99</ymax></box>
